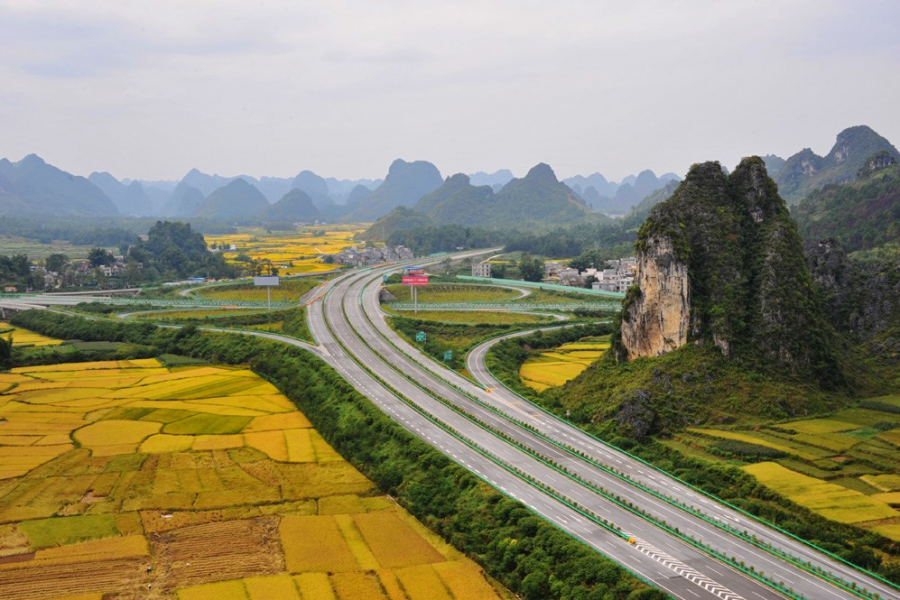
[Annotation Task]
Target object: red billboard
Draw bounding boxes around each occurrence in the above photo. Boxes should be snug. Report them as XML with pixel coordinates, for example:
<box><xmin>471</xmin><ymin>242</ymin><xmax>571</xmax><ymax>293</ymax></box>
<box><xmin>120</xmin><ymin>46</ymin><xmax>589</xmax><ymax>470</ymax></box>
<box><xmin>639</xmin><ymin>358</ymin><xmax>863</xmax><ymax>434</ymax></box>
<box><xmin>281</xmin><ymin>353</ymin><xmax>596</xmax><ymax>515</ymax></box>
<box><xmin>401</xmin><ymin>275</ymin><xmax>429</xmax><ymax>286</ymax></box>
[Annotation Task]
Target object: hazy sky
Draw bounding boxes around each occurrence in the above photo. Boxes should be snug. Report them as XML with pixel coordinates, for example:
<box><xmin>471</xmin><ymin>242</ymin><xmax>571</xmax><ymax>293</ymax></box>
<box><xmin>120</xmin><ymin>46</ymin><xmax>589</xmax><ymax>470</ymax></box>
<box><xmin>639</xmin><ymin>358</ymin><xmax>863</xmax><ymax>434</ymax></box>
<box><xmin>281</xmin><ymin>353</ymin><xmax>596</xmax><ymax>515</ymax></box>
<box><xmin>1</xmin><ymin>0</ymin><xmax>898</xmax><ymax>183</ymax></box>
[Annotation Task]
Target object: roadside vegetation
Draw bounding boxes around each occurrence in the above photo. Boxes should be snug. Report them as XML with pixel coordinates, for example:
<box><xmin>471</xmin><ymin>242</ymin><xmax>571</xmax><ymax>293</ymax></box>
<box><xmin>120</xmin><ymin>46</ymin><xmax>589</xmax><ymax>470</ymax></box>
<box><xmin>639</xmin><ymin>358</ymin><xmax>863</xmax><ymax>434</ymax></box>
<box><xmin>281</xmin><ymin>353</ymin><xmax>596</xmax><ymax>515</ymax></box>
<box><xmin>485</xmin><ymin>325</ymin><xmax>900</xmax><ymax>581</ymax></box>
<box><xmin>5</xmin><ymin>310</ymin><xmax>663</xmax><ymax>600</ymax></box>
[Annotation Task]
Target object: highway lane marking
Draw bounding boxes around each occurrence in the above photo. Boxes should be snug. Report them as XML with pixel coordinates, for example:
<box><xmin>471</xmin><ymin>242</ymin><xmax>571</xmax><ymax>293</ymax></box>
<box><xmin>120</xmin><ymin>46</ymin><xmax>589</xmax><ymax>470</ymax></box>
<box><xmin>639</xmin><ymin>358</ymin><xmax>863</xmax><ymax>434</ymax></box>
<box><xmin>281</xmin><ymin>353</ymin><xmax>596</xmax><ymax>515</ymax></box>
<box><xmin>632</xmin><ymin>538</ymin><xmax>746</xmax><ymax>600</ymax></box>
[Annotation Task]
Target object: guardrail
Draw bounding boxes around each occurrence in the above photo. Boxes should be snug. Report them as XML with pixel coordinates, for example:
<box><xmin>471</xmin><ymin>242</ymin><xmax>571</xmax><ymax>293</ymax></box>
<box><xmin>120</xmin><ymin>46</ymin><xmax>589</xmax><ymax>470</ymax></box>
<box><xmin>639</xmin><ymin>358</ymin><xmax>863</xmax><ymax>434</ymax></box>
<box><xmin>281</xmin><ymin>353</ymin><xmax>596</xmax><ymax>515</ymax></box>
<box><xmin>387</xmin><ymin>302</ymin><xmax>620</xmax><ymax>311</ymax></box>
<box><xmin>457</xmin><ymin>275</ymin><xmax>627</xmax><ymax>299</ymax></box>
<box><xmin>475</xmin><ymin>334</ymin><xmax>899</xmax><ymax>599</ymax></box>
<box><xmin>343</xmin><ymin>278</ymin><xmax>819</xmax><ymax>599</ymax></box>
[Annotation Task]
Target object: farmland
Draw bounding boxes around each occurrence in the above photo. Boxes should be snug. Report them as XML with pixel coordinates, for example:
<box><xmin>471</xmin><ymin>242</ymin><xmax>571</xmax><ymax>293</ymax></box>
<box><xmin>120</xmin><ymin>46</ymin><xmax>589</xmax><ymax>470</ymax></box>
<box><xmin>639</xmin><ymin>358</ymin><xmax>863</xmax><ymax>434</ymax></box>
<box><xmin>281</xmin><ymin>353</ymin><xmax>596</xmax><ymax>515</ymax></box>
<box><xmin>383</xmin><ymin>284</ymin><xmax>520</xmax><ymax>303</ymax></box>
<box><xmin>671</xmin><ymin>400</ymin><xmax>900</xmax><ymax>541</ymax></box>
<box><xmin>0</xmin><ymin>323</ymin><xmax>63</xmax><ymax>348</ymax></box>
<box><xmin>383</xmin><ymin>308</ymin><xmax>552</xmax><ymax>325</ymax></box>
<box><xmin>193</xmin><ymin>277</ymin><xmax>324</xmax><ymax>303</ymax></box>
<box><xmin>203</xmin><ymin>225</ymin><xmax>365</xmax><ymax>276</ymax></box>
<box><xmin>0</xmin><ymin>359</ymin><xmax>511</xmax><ymax>600</ymax></box>
<box><xmin>519</xmin><ymin>337</ymin><xmax>610</xmax><ymax>391</ymax></box>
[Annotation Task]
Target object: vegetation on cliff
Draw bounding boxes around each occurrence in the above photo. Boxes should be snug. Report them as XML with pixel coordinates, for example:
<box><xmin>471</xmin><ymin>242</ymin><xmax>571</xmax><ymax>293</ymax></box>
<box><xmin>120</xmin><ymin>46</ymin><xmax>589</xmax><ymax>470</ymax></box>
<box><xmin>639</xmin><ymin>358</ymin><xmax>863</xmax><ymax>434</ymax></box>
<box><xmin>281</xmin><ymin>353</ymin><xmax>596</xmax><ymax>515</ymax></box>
<box><xmin>794</xmin><ymin>162</ymin><xmax>900</xmax><ymax>253</ymax></box>
<box><xmin>623</xmin><ymin>157</ymin><xmax>844</xmax><ymax>386</ymax></box>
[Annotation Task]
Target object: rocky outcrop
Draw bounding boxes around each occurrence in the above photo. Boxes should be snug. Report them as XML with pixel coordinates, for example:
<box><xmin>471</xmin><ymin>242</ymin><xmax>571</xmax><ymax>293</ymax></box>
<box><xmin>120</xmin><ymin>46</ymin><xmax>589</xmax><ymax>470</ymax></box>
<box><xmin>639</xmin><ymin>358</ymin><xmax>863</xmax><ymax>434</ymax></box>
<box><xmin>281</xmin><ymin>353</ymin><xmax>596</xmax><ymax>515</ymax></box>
<box><xmin>621</xmin><ymin>236</ymin><xmax>689</xmax><ymax>359</ymax></box>
<box><xmin>619</xmin><ymin>157</ymin><xmax>843</xmax><ymax>385</ymax></box>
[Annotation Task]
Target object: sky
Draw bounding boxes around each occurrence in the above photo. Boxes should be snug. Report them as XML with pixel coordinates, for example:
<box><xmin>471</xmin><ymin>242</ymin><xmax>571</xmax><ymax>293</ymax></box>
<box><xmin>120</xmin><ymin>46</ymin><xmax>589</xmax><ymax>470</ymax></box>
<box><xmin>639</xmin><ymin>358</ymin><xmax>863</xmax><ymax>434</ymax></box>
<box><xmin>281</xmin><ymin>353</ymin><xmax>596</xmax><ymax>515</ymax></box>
<box><xmin>1</xmin><ymin>0</ymin><xmax>898</xmax><ymax>183</ymax></box>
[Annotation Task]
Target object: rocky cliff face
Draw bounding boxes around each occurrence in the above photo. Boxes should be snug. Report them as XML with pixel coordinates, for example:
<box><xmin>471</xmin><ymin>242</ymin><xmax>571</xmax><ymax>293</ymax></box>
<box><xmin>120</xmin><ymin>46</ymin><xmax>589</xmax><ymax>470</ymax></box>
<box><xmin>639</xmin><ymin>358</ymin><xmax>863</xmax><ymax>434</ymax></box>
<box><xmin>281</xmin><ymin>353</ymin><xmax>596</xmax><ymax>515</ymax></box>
<box><xmin>620</xmin><ymin>237</ymin><xmax>689</xmax><ymax>359</ymax></box>
<box><xmin>619</xmin><ymin>157</ymin><xmax>843</xmax><ymax>385</ymax></box>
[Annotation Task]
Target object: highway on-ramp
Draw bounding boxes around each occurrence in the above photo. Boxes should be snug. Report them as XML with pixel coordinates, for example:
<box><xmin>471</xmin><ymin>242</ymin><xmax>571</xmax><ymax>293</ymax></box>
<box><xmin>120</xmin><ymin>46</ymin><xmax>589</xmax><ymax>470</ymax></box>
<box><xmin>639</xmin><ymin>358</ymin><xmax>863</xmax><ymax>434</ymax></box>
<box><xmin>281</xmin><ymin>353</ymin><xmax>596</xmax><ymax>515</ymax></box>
<box><xmin>301</xmin><ymin>255</ymin><xmax>898</xmax><ymax>600</ymax></box>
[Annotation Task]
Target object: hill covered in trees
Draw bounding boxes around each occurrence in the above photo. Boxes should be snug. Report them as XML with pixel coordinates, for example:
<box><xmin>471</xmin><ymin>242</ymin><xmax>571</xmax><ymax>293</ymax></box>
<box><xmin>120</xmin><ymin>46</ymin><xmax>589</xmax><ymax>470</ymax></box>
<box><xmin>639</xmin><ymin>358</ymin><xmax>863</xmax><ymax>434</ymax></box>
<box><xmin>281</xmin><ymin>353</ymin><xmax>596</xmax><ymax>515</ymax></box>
<box><xmin>127</xmin><ymin>221</ymin><xmax>235</xmax><ymax>280</ymax></box>
<box><xmin>793</xmin><ymin>155</ymin><xmax>900</xmax><ymax>253</ymax></box>
<box><xmin>774</xmin><ymin>125</ymin><xmax>899</xmax><ymax>203</ymax></box>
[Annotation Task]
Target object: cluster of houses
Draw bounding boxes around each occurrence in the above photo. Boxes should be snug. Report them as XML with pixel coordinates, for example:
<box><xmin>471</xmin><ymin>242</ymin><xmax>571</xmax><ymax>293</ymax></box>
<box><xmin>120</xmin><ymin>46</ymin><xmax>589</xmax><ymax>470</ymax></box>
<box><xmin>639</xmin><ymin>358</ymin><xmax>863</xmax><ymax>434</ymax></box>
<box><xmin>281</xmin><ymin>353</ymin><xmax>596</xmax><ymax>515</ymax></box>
<box><xmin>543</xmin><ymin>258</ymin><xmax>637</xmax><ymax>292</ymax></box>
<box><xmin>330</xmin><ymin>245</ymin><xmax>415</xmax><ymax>267</ymax></box>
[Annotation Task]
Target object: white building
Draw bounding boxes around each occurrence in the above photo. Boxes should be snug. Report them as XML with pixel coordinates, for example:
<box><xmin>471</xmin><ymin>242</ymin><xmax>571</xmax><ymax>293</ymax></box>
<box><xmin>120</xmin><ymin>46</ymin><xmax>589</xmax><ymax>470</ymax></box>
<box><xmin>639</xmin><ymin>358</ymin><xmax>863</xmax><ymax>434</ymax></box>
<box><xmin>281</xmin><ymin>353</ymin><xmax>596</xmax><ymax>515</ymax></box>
<box><xmin>472</xmin><ymin>262</ymin><xmax>492</xmax><ymax>277</ymax></box>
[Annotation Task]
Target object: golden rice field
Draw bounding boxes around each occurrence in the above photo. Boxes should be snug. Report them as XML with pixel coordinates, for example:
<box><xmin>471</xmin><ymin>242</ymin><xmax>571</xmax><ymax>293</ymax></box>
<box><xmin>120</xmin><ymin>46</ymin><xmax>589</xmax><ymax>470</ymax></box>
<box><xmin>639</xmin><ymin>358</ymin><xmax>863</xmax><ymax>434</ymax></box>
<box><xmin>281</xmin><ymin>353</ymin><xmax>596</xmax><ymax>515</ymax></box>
<box><xmin>0</xmin><ymin>359</ymin><xmax>511</xmax><ymax>600</ymax></box>
<box><xmin>204</xmin><ymin>225</ymin><xmax>366</xmax><ymax>276</ymax></box>
<box><xmin>385</xmin><ymin>308</ymin><xmax>552</xmax><ymax>325</ymax></box>
<box><xmin>743</xmin><ymin>462</ymin><xmax>899</xmax><ymax>525</ymax></box>
<box><xmin>0</xmin><ymin>323</ymin><xmax>63</xmax><ymax>348</ymax></box>
<box><xmin>196</xmin><ymin>277</ymin><xmax>322</xmax><ymax>303</ymax></box>
<box><xmin>519</xmin><ymin>338</ymin><xmax>609</xmax><ymax>392</ymax></box>
<box><xmin>133</xmin><ymin>309</ymin><xmax>261</xmax><ymax>320</ymax></box>
<box><xmin>676</xmin><ymin>400</ymin><xmax>900</xmax><ymax>541</ymax></box>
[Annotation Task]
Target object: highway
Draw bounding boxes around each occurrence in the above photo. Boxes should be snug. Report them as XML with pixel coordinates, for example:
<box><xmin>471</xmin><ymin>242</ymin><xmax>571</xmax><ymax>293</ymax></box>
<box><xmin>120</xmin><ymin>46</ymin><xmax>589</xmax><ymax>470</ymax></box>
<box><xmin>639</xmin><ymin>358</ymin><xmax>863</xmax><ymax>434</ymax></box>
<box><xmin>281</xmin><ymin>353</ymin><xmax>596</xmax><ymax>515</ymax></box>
<box><xmin>27</xmin><ymin>254</ymin><xmax>896</xmax><ymax>600</ymax></box>
<box><xmin>303</xmin><ymin>257</ymin><xmax>898</xmax><ymax>600</ymax></box>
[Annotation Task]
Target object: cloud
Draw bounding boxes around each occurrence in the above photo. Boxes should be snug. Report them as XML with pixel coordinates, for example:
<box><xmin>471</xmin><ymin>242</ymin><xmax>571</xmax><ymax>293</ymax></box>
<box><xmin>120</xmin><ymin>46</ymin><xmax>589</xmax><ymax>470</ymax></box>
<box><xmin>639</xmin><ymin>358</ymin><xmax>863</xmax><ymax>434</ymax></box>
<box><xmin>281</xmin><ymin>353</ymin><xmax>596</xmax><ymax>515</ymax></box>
<box><xmin>0</xmin><ymin>0</ymin><xmax>896</xmax><ymax>181</ymax></box>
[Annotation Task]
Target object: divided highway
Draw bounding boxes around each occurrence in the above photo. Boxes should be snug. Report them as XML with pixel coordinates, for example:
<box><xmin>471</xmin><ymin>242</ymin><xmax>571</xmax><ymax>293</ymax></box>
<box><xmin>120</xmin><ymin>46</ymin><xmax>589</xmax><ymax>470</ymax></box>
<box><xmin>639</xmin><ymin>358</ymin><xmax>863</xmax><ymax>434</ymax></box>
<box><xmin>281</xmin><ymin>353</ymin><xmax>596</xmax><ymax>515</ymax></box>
<box><xmin>302</xmin><ymin>256</ymin><xmax>899</xmax><ymax>600</ymax></box>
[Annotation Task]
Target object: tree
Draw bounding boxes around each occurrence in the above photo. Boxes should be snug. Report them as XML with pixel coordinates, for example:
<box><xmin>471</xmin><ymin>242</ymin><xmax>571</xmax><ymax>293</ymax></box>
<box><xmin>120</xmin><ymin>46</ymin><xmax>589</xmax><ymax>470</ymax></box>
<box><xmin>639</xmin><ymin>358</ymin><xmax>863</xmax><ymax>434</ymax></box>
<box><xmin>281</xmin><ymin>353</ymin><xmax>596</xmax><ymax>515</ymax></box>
<box><xmin>45</xmin><ymin>253</ymin><xmax>68</xmax><ymax>273</ymax></box>
<box><xmin>518</xmin><ymin>253</ymin><xmax>544</xmax><ymax>282</ymax></box>
<box><xmin>88</xmin><ymin>247</ymin><xmax>114</xmax><ymax>268</ymax></box>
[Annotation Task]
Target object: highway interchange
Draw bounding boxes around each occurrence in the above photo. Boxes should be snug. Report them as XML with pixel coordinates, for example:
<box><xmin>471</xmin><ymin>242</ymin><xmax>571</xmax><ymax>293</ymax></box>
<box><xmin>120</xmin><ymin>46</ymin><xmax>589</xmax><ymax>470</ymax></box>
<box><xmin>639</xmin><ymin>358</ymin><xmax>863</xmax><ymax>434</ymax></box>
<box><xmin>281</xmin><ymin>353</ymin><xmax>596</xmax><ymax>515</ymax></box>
<box><xmin>19</xmin><ymin>252</ymin><xmax>899</xmax><ymax>600</ymax></box>
<box><xmin>301</xmin><ymin>254</ymin><xmax>898</xmax><ymax>600</ymax></box>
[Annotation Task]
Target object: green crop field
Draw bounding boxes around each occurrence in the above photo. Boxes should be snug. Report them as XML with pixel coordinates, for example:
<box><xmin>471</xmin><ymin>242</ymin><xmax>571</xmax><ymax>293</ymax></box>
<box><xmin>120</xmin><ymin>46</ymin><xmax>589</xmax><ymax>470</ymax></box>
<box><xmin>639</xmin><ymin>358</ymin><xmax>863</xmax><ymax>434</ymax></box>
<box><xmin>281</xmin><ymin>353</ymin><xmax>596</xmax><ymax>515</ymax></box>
<box><xmin>384</xmin><ymin>308</ymin><xmax>552</xmax><ymax>325</ymax></box>
<box><xmin>385</xmin><ymin>284</ymin><xmax>520</xmax><ymax>303</ymax></box>
<box><xmin>681</xmin><ymin>395</ymin><xmax>900</xmax><ymax>541</ymax></box>
<box><xmin>196</xmin><ymin>277</ymin><xmax>322</xmax><ymax>302</ymax></box>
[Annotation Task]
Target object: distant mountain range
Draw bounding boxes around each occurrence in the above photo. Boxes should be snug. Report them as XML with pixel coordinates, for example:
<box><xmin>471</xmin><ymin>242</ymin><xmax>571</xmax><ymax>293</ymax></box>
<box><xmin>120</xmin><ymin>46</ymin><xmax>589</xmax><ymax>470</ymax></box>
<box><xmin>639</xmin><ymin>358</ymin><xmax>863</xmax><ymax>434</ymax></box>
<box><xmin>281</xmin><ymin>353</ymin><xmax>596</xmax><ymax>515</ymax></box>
<box><xmin>0</xmin><ymin>155</ymin><xmax>117</xmax><ymax>216</ymax></box>
<box><xmin>765</xmin><ymin>125</ymin><xmax>900</xmax><ymax>203</ymax></box>
<box><xmin>563</xmin><ymin>170</ymin><xmax>681</xmax><ymax>215</ymax></box>
<box><xmin>361</xmin><ymin>163</ymin><xmax>609</xmax><ymax>239</ymax></box>
<box><xmin>2</xmin><ymin>125</ymin><xmax>896</xmax><ymax>223</ymax></box>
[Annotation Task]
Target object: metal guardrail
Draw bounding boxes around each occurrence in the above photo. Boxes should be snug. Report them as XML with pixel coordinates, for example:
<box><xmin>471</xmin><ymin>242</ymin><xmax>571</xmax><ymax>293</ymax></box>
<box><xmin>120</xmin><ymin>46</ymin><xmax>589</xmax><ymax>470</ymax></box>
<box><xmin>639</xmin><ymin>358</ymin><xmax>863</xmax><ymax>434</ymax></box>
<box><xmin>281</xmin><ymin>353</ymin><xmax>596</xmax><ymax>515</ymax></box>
<box><xmin>388</xmin><ymin>302</ymin><xmax>620</xmax><ymax>311</ymax></box>
<box><xmin>15</xmin><ymin>295</ymin><xmax>292</xmax><ymax>309</ymax></box>
<box><xmin>457</xmin><ymin>275</ymin><xmax>627</xmax><ymax>299</ymax></box>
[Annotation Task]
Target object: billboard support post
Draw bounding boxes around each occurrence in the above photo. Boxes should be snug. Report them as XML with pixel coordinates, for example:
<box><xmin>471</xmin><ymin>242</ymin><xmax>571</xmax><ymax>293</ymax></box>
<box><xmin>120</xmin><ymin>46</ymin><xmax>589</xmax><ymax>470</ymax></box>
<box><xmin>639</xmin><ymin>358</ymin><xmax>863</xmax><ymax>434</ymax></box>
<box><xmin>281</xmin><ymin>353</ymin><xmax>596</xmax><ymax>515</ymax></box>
<box><xmin>254</xmin><ymin>276</ymin><xmax>280</xmax><ymax>310</ymax></box>
<box><xmin>401</xmin><ymin>267</ymin><xmax>428</xmax><ymax>316</ymax></box>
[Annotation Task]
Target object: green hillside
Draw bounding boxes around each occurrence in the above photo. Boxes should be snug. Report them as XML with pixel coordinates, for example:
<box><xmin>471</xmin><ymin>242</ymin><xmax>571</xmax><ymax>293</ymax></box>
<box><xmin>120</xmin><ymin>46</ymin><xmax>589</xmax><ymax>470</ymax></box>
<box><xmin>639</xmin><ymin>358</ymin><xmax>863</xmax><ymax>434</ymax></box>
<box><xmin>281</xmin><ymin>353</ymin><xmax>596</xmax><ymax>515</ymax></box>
<box><xmin>775</xmin><ymin>125</ymin><xmax>899</xmax><ymax>203</ymax></box>
<box><xmin>195</xmin><ymin>179</ymin><xmax>270</xmax><ymax>220</ymax></box>
<box><xmin>0</xmin><ymin>155</ymin><xmax>118</xmax><ymax>217</ymax></box>
<box><xmin>793</xmin><ymin>161</ymin><xmax>900</xmax><ymax>253</ymax></box>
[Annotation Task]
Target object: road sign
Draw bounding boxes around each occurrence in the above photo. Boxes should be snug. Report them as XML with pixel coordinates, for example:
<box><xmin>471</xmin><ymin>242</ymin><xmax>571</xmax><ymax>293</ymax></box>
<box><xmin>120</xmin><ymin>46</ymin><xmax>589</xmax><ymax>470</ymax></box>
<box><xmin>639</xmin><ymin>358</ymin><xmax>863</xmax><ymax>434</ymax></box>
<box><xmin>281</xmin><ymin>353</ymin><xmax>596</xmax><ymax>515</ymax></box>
<box><xmin>443</xmin><ymin>350</ymin><xmax>453</xmax><ymax>361</ymax></box>
<box><xmin>401</xmin><ymin>276</ymin><xmax>429</xmax><ymax>286</ymax></box>
<box><xmin>382</xmin><ymin>274</ymin><xmax>388</xmax><ymax>284</ymax></box>
<box><xmin>415</xmin><ymin>331</ymin><xmax>426</xmax><ymax>342</ymax></box>
<box><xmin>254</xmin><ymin>276</ymin><xmax>280</xmax><ymax>309</ymax></box>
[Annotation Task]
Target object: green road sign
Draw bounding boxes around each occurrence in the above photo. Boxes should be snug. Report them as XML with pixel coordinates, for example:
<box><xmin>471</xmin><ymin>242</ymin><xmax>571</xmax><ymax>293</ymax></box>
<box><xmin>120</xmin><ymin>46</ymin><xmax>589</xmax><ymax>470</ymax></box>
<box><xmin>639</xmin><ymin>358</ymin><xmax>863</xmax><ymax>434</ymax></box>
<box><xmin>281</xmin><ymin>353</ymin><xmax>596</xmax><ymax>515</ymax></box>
<box><xmin>415</xmin><ymin>331</ymin><xmax>426</xmax><ymax>342</ymax></box>
<box><xmin>443</xmin><ymin>350</ymin><xmax>453</xmax><ymax>361</ymax></box>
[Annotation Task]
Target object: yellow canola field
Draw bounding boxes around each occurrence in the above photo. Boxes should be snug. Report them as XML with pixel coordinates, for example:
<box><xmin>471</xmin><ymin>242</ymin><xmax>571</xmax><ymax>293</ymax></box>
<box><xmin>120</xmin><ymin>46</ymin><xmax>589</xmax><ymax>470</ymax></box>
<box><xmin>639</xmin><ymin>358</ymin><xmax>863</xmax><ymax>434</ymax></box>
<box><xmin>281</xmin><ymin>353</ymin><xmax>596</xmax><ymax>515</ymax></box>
<box><xmin>520</xmin><ymin>339</ymin><xmax>609</xmax><ymax>391</ymax></box>
<box><xmin>0</xmin><ymin>322</ymin><xmax>63</xmax><ymax>347</ymax></box>
<box><xmin>0</xmin><ymin>359</ymin><xmax>511</xmax><ymax>600</ymax></box>
<box><xmin>204</xmin><ymin>225</ymin><xmax>366</xmax><ymax>276</ymax></box>
<box><xmin>744</xmin><ymin>462</ymin><xmax>899</xmax><ymax>527</ymax></box>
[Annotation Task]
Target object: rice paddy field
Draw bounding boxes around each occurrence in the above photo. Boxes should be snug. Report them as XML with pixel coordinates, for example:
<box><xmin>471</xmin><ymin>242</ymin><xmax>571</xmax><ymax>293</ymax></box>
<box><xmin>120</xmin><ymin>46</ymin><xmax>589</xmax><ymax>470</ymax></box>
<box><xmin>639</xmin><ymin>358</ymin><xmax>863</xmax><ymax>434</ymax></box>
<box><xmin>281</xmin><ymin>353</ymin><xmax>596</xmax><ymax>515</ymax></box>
<box><xmin>519</xmin><ymin>337</ymin><xmax>610</xmax><ymax>392</ymax></box>
<box><xmin>194</xmin><ymin>277</ymin><xmax>323</xmax><ymax>303</ymax></box>
<box><xmin>132</xmin><ymin>309</ymin><xmax>263</xmax><ymax>320</ymax></box>
<box><xmin>0</xmin><ymin>359</ymin><xmax>511</xmax><ymax>600</ymax></box>
<box><xmin>670</xmin><ymin>396</ymin><xmax>900</xmax><ymax>541</ymax></box>
<box><xmin>384</xmin><ymin>284</ymin><xmax>521</xmax><ymax>304</ymax></box>
<box><xmin>384</xmin><ymin>308</ymin><xmax>553</xmax><ymax>325</ymax></box>
<box><xmin>204</xmin><ymin>225</ymin><xmax>366</xmax><ymax>276</ymax></box>
<box><xmin>0</xmin><ymin>323</ymin><xmax>63</xmax><ymax>348</ymax></box>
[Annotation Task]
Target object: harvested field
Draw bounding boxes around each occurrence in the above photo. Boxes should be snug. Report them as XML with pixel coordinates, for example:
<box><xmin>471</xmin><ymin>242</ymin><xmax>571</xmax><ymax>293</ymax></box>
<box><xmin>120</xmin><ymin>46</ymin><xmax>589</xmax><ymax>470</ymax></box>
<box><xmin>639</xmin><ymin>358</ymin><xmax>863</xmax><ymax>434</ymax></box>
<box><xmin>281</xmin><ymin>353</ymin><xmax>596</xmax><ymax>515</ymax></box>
<box><xmin>153</xmin><ymin>517</ymin><xmax>284</xmax><ymax>589</ymax></box>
